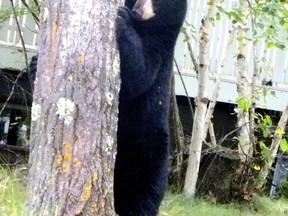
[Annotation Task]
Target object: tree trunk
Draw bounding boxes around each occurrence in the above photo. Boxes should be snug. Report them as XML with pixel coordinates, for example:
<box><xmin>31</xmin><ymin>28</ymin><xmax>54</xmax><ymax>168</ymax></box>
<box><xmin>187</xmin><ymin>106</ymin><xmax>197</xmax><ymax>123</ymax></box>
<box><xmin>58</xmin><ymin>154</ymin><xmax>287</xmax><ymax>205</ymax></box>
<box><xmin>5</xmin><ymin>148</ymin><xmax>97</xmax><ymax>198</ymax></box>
<box><xmin>170</xmin><ymin>74</ymin><xmax>185</xmax><ymax>187</ymax></box>
<box><xmin>184</xmin><ymin>0</ymin><xmax>221</xmax><ymax>198</ymax></box>
<box><xmin>235</xmin><ymin>34</ymin><xmax>252</xmax><ymax>163</ymax></box>
<box><xmin>256</xmin><ymin>105</ymin><xmax>288</xmax><ymax>190</ymax></box>
<box><xmin>231</xmin><ymin>24</ymin><xmax>254</xmax><ymax>199</ymax></box>
<box><xmin>26</xmin><ymin>0</ymin><xmax>121</xmax><ymax>215</ymax></box>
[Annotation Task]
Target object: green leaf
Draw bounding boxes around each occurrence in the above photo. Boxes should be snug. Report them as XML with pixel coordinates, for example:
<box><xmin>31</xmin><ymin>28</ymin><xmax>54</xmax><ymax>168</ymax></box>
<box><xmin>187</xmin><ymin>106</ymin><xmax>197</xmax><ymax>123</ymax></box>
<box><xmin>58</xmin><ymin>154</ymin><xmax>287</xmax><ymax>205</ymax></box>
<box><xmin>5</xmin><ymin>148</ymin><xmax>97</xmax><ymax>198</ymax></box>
<box><xmin>276</xmin><ymin>43</ymin><xmax>285</xmax><ymax>50</ymax></box>
<box><xmin>262</xmin><ymin>87</ymin><xmax>268</xmax><ymax>98</ymax></box>
<box><xmin>259</xmin><ymin>140</ymin><xmax>266</xmax><ymax>149</ymax></box>
<box><xmin>283</xmin><ymin>22</ymin><xmax>288</xmax><ymax>29</ymax></box>
<box><xmin>236</xmin><ymin>97</ymin><xmax>250</xmax><ymax>112</ymax></box>
<box><xmin>237</xmin><ymin>36</ymin><xmax>244</xmax><ymax>42</ymax></box>
<box><xmin>217</xmin><ymin>6</ymin><xmax>225</xmax><ymax>13</ymax></box>
<box><xmin>216</xmin><ymin>12</ymin><xmax>221</xmax><ymax>21</ymax></box>
<box><xmin>208</xmin><ymin>17</ymin><xmax>215</xmax><ymax>24</ymax></box>
<box><xmin>264</xmin><ymin>115</ymin><xmax>272</xmax><ymax>126</ymax></box>
<box><xmin>207</xmin><ymin>1</ymin><xmax>214</xmax><ymax>6</ymax></box>
<box><xmin>271</xmin><ymin>91</ymin><xmax>276</xmax><ymax>97</ymax></box>
<box><xmin>262</xmin><ymin>147</ymin><xmax>272</xmax><ymax>160</ymax></box>
<box><xmin>262</xmin><ymin>7</ymin><xmax>270</xmax><ymax>12</ymax></box>
<box><xmin>267</xmin><ymin>42</ymin><xmax>276</xmax><ymax>48</ymax></box>
<box><xmin>262</xmin><ymin>127</ymin><xmax>270</xmax><ymax>138</ymax></box>
<box><xmin>275</xmin><ymin>129</ymin><xmax>285</xmax><ymax>135</ymax></box>
<box><xmin>252</xmin><ymin>164</ymin><xmax>261</xmax><ymax>171</ymax></box>
<box><xmin>280</xmin><ymin>139</ymin><xmax>288</xmax><ymax>153</ymax></box>
<box><xmin>242</xmin><ymin>28</ymin><xmax>250</xmax><ymax>33</ymax></box>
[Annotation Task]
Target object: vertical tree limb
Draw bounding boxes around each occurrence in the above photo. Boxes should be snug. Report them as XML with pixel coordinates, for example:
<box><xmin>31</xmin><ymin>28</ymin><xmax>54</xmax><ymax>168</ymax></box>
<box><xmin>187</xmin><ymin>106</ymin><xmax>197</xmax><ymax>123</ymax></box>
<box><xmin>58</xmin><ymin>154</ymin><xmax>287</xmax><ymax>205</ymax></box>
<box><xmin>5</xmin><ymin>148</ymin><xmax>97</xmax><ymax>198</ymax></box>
<box><xmin>184</xmin><ymin>0</ymin><xmax>221</xmax><ymax>198</ymax></box>
<box><xmin>256</xmin><ymin>105</ymin><xmax>288</xmax><ymax>191</ymax></box>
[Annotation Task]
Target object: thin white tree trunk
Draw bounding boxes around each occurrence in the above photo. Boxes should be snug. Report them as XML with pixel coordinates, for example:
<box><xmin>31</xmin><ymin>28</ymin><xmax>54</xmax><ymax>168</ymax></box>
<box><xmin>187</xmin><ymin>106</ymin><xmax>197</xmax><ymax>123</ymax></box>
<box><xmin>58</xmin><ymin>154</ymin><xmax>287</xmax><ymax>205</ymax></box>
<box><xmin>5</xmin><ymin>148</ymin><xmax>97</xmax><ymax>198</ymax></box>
<box><xmin>256</xmin><ymin>105</ymin><xmax>288</xmax><ymax>190</ymax></box>
<box><xmin>203</xmin><ymin>29</ymin><xmax>236</xmax><ymax>140</ymax></box>
<box><xmin>236</xmin><ymin>26</ymin><xmax>253</xmax><ymax>163</ymax></box>
<box><xmin>184</xmin><ymin>0</ymin><xmax>221</xmax><ymax>198</ymax></box>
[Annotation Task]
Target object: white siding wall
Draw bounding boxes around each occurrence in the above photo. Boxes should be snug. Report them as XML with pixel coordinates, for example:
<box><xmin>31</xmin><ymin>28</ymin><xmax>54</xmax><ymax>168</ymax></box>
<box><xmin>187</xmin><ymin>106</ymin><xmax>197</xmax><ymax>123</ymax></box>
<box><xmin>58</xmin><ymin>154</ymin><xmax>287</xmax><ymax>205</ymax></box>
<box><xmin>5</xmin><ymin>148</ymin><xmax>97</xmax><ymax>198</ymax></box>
<box><xmin>0</xmin><ymin>0</ymin><xmax>38</xmax><ymax>70</ymax></box>
<box><xmin>174</xmin><ymin>0</ymin><xmax>288</xmax><ymax>111</ymax></box>
<box><xmin>0</xmin><ymin>0</ymin><xmax>287</xmax><ymax>111</ymax></box>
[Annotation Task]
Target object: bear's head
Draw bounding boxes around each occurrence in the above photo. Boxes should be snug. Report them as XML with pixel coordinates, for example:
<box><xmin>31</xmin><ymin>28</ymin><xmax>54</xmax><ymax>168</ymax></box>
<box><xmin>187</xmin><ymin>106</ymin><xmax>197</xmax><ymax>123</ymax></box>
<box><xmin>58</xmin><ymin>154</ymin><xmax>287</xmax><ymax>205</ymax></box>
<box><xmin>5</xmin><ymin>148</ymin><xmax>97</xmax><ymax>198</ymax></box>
<box><xmin>125</xmin><ymin>0</ymin><xmax>187</xmax><ymax>27</ymax></box>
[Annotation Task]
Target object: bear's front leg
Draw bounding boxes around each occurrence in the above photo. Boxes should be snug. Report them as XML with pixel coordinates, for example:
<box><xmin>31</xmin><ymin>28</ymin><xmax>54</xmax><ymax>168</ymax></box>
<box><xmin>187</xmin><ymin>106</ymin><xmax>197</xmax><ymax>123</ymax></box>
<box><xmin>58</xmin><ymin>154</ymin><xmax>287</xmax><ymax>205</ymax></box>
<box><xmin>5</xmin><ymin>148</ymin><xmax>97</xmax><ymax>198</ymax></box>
<box><xmin>116</xmin><ymin>6</ymin><xmax>134</xmax><ymax>34</ymax></box>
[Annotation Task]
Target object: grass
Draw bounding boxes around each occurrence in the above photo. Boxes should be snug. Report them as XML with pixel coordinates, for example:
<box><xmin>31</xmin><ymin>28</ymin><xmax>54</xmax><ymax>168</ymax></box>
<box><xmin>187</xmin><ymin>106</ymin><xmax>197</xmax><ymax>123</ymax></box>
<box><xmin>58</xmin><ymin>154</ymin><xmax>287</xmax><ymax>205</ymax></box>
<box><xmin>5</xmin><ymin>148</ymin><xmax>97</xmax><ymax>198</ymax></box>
<box><xmin>0</xmin><ymin>166</ymin><xmax>287</xmax><ymax>216</ymax></box>
<box><xmin>0</xmin><ymin>165</ymin><xmax>27</xmax><ymax>216</ymax></box>
<box><xmin>160</xmin><ymin>192</ymin><xmax>288</xmax><ymax>216</ymax></box>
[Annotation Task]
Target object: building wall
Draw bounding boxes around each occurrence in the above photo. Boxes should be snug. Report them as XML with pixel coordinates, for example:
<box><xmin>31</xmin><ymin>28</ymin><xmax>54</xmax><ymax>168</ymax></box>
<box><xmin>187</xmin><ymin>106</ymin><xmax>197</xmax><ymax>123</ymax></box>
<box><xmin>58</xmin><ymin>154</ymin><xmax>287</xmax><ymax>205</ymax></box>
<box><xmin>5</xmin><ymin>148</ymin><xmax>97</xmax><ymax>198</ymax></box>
<box><xmin>0</xmin><ymin>0</ymin><xmax>38</xmax><ymax>70</ymax></box>
<box><xmin>174</xmin><ymin>0</ymin><xmax>288</xmax><ymax>111</ymax></box>
<box><xmin>0</xmin><ymin>0</ymin><xmax>287</xmax><ymax>111</ymax></box>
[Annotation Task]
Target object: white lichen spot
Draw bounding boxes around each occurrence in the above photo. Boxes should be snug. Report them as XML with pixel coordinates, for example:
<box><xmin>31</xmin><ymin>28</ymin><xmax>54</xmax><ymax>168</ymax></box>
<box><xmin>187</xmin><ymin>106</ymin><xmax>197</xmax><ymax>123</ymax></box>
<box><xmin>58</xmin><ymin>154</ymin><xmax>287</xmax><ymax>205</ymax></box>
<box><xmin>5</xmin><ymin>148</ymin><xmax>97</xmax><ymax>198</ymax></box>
<box><xmin>31</xmin><ymin>102</ymin><xmax>41</xmax><ymax>121</ymax></box>
<box><xmin>106</xmin><ymin>92</ymin><xmax>114</xmax><ymax>106</ymax></box>
<box><xmin>43</xmin><ymin>7</ymin><xmax>49</xmax><ymax>21</ymax></box>
<box><xmin>56</xmin><ymin>97</ymin><xmax>75</xmax><ymax>125</ymax></box>
<box><xmin>105</xmin><ymin>133</ymin><xmax>114</xmax><ymax>155</ymax></box>
<box><xmin>68</xmin><ymin>75</ymin><xmax>73</xmax><ymax>82</ymax></box>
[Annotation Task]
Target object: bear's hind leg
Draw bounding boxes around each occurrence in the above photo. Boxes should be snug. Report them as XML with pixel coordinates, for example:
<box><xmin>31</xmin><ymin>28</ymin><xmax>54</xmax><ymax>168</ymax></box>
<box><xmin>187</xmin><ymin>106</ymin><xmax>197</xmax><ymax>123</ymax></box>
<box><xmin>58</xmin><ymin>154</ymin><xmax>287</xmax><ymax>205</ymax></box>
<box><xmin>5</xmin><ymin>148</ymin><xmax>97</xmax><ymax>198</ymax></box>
<box><xmin>114</xmin><ymin>147</ymin><xmax>168</xmax><ymax>216</ymax></box>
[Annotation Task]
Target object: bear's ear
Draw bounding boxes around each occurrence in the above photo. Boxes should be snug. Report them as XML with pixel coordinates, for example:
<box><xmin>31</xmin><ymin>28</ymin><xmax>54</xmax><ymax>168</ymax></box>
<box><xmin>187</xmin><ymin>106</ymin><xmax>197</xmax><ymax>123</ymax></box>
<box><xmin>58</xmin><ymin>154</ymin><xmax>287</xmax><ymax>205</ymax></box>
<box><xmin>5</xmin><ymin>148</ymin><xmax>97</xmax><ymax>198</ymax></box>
<box><xmin>132</xmin><ymin>0</ymin><xmax>156</xmax><ymax>21</ymax></box>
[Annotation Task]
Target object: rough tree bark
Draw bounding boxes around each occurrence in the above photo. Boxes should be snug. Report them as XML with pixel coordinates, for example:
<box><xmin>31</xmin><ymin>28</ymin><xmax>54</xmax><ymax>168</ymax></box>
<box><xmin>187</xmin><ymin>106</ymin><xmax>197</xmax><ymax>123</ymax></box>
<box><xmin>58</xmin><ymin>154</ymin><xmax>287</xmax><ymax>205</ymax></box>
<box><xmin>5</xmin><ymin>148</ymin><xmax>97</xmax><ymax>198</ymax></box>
<box><xmin>26</xmin><ymin>0</ymin><xmax>121</xmax><ymax>215</ymax></box>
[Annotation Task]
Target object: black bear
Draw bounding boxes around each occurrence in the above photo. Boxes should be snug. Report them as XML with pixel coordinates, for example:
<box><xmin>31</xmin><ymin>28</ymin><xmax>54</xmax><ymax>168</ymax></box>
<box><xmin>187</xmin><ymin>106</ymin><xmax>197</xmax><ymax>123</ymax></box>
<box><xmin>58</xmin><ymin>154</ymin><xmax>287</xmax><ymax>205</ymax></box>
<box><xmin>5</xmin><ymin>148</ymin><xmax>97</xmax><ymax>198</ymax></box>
<box><xmin>114</xmin><ymin>0</ymin><xmax>187</xmax><ymax>215</ymax></box>
<box><xmin>28</xmin><ymin>55</ymin><xmax>38</xmax><ymax>93</ymax></box>
<box><xmin>28</xmin><ymin>55</ymin><xmax>38</xmax><ymax>83</ymax></box>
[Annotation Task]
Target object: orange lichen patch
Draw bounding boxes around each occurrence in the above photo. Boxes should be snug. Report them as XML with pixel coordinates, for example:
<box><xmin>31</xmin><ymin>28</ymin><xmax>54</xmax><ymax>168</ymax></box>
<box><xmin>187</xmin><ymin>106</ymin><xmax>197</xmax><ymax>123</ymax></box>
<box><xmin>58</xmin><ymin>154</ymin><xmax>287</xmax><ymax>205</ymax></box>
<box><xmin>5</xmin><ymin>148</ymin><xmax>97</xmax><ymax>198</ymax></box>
<box><xmin>63</xmin><ymin>153</ymin><xmax>73</xmax><ymax>162</ymax></box>
<box><xmin>80</xmin><ymin>180</ymin><xmax>92</xmax><ymax>202</ymax></box>
<box><xmin>56</xmin><ymin>141</ymin><xmax>76</xmax><ymax>173</ymax></box>
<box><xmin>73</xmin><ymin>158</ymin><xmax>82</xmax><ymax>176</ymax></box>
<box><xmin>78</xmin><ymin>55</ymin><xmax>85</xmax><ymax>62</ymax></box>
<box><xmin>64</xmin><ymin>143</ymin><xmax>73</xmax><ymax>151</ymax></box>
<box><xmin>74</xmin><ymin>158</ymin><xmax>82</xmax><ymax>168</ymax></box>
<box><xmin>76</xmin><ymin>133</ymin><xmax>82</xmax><ymax>141</ymax></box>
<box><xmin>51</xmin><ymin>21</ymin><xmax>58</xmax><ymax>44</ymax></box>
<box><xmin>76</xmin><ymin>133</ymin><xmax>85</xmax><ymax>146</ymax></box>
<box><xmin>56</xmin><ymin>155</ymin><xmax>63</xmax><ymax>165</ymax></box>
<box><xmin>92</xmin><ymin>173</ymin><xmax>98</xmax><ymax>182</ymax></box>
<box><xmin>62</xmin><ymin>163</ymin><xmax>70</xmax><ymax>173</ymax></box>
<box><xmin>91</xmin><ymin>203</ymin><xmax>98</xmax><ymax>212</ymax></box>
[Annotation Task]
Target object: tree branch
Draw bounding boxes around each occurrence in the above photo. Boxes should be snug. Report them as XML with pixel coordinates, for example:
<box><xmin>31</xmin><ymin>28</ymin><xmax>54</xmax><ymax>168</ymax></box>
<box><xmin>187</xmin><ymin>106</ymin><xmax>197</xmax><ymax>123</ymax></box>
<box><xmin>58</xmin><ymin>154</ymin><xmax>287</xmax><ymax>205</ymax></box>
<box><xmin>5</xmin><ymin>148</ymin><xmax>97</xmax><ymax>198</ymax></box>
<box><xmin>10</xmin><ymin>0</ymin><xmax>28</xmax><ymax>69</ymax></box>
<box><xmin>20</xmin><ymin>0</ymin><xmax>40</xmax><ymax>26</ymax></box>
<box><xmin>174</xmin><ymin>58</ymin><xmax>194</xmax><ymax>119</ymax></box>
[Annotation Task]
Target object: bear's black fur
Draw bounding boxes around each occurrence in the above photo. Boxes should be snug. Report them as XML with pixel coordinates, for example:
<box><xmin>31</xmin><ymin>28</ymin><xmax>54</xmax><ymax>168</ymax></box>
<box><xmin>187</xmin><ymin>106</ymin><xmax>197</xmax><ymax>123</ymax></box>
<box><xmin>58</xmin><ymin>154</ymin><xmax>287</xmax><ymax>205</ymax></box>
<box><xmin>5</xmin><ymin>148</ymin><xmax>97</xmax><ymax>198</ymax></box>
<box><xmin>28</xmin><ymin>55</ymin><xmax>38</xmax><ymax>92</ymax></box>
<box><xmin>114</xmin><ymin>0</ymin><xmax>187</xmax><ymax>215</ymax></box>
